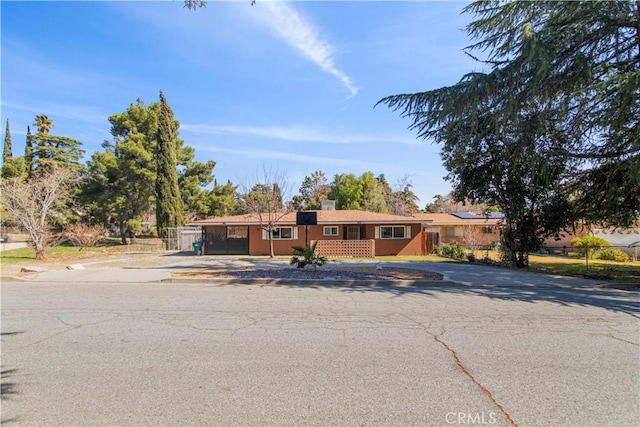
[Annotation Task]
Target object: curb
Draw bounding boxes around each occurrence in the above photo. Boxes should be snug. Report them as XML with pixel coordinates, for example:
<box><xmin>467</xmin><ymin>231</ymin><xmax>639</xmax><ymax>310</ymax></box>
<box><xmin>161</xmin><ymin>277</ymin><xmax>464</xmax><ymax>288</ymax></box>
<box><xmin>1</xmin><ymin>275</ymin><xmax>32</xmax><ymax>283</ymax></box>
<box><xmin>597</xmin><ymin>282</ymin><xmax>640</xmax><ymax>291</ymax></box>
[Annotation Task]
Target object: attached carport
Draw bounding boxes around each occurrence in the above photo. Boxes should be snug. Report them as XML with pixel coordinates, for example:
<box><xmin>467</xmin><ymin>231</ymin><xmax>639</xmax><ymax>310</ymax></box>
<box><xmin>202</xmin><ymin>226</ymin><xmax>249</xmax><ymax>255</ymax></box>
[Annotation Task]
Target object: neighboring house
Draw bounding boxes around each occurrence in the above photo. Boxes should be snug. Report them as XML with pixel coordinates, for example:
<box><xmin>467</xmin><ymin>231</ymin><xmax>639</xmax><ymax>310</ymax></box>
<box><xmin>414</xmin><ymin>212</ymin><xmax>504</xmax><ymax>250</ymax></box>
<box><xmin>189</xmin><ymin>210</ymin><xmax>427</xmax><ymax>257</ymax></box>
<box><xmin>541</xmin><ymin>224</ymin><xmax>640</xmax><ymax>255</ymax></box>
<box><xmin>591</xmin><ymin>224</ymin><xmax>640</xmax><ymax>259</ymax></box>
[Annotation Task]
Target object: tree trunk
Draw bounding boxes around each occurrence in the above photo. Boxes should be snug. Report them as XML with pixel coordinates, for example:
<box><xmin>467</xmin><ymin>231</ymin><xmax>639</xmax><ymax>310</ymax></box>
<box><xmin>119</xmin><ymin>221</ymin><xmax>127</xmax><ymax>245</ymax></box>
<box><xmin>34</xmin><ymin>242</ymin><xmax>47</xmax><ymax>260</ymax></box>
<box><xmin>268</xmin><ymin>234</ymin><xmax>274</xmax><ymax>258</ymax></box>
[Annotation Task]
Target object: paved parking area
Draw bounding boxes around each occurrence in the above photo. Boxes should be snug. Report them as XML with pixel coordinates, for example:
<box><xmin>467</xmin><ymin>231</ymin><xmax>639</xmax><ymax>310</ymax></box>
<box><xmin>2</xmin><ymin>276</ymin><xmax>638</xmax><ymax>426</ymax></box>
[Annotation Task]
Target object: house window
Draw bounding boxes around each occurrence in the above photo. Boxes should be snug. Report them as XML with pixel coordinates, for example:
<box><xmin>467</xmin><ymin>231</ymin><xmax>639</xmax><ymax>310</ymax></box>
<box><xmin>446</xmin><ymin>227</ymin><xmax>464</xmax><ymax>237</ymax></box>
<box><xmin>482</xmin><ymin>226</ymin><xmax>493</xmax><ymax>234</ymax></box>
<box><xmin>380</xmin><ymin>226</ymin><xmax>406</xmax><ymax>239</ymax></box>
<box><xmin>272</xmin><ymin>227</ymin><xmax>293</xmax><ymax>240</ymax></box>
<box><xmin>261</xmin><ymin>227</ymin><xmax>298</xmax><ymax>240</ymax></box>
<box><xmin>323</xmin><ymin>226</ymin><xmax>339</xmax><ymax>236</ymax></box>
<box><xmin>227</xmin><ymin>226</ymin><xmax>248</xmax><ymax>238</ymax></box>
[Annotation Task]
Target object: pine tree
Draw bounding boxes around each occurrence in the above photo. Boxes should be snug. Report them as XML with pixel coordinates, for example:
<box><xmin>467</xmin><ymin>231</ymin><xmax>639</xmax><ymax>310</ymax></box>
<box><xmin>3</xmin><ymin>119</ymin><xmax>12</xmax><ymax>164</ymax></box>
<box><xmin>30</xmin><ymin>115</ymin><xmax>84</xmax><ymax>174</ymax></box>
<box><xmin>155</xmin><ymin>91</ymin><xmax>184</xmax><ymax>239</ymax></box>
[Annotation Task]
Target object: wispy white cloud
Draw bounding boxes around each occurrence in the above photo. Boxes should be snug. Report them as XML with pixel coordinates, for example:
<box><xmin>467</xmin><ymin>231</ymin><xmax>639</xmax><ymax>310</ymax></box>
<box><xmin>193</xmin><ymin>145</ymin><xmax>379</xmax><ymax>169</ymax></box>
<box><xmin>257</xmin><ymin>1</ymin><xmax>358</xmax><ymax>96</ymax></box>
<box><xmin>181</xmin><ymin>123</ymin><xmax>419</xmax><ymax>145</ymax></box>
<box><xmin>2</xmin><ymin>100</ymin><xmax>107</xmax><ymax>125</ymax></box>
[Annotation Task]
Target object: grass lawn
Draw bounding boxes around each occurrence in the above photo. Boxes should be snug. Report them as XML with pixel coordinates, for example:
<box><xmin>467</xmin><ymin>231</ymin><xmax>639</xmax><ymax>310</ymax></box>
<box><xmin>467</xmin><ymin>250</ymin><xmax>639</xmax><ymax>283</ymax></box>
<box><xmin>527</xmin><ymin>254</ymin><xmax>640</xmax><ymax>282</ymax></box>
<box><xmin>0</xmin><ymin>239</ymin><xmax>165</xmax><ymax>264</ymax></box>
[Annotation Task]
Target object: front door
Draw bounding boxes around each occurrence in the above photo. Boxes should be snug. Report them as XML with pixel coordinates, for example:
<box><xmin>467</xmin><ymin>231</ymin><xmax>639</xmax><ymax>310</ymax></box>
<box><xmin>346</xmin><ymin>226</ymin><xmax>361</xmax><ymax>240</ymax></box>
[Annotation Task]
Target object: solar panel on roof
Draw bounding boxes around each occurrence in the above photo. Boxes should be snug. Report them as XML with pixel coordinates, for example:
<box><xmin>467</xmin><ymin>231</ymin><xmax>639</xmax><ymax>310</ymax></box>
<box><xmin>452</xmin><ymin>212</ymin><xmax>505</xmax><ymax>219</ymax></box>
<box><xmin>452</xmin><ymin>212</ymin><xmax>478</xmax><ymax>219</ymax></box>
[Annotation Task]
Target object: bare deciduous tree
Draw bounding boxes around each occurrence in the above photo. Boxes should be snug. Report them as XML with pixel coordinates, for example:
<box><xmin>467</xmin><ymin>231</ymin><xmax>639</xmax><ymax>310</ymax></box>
<box><xmin>462</xmin><ymin>225</ymin><xmax>481</xmax><ymax>252</ymax></box>
<box><xmin>239</xmin><ymin>167</ymin><xmax>292</xmax><ymax>258</ymax></box>
<box><xmin>0</xmin><ymin>167</ymin><xmax>77</xmax><ymax>260</ymax></box>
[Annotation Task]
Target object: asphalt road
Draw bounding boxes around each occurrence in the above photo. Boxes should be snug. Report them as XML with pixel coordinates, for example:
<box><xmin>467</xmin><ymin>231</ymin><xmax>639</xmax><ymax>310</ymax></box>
<box><xmin>1</xmin><ymin>275</ymin><xmax>639</xmax><ymax>426</ymax></box>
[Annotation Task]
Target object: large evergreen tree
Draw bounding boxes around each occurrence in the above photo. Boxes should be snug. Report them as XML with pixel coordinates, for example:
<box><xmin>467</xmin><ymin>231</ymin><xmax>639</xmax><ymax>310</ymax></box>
<box><xmin>379</xmin><ymin>0</ymin><xmax>640</xmax><ymax>266</ymax></box>
<box><xmin>30</xmin><ymin>115</ymin><xmax>84</xmax><ymax>175</ymax></box>
<box><xmin>155</xmin><ymin>91</ymin><xmax>184</xmax><ymax>238</ymax></box>
<box><xmin>83</xmin><ymin>100</ymin><xmax>159</xmax><ymax>243</ymax></box>
<box><xmin>82</xmin><ymin>97</ymin><xmax>217</xmax><ymax>243</ymax></box>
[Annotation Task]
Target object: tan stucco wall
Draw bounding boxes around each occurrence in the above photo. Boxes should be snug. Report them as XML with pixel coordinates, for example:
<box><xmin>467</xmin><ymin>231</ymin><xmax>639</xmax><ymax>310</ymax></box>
<box><xmin>436</xmin><ymin>225</ymin><xmax>501</xmax><ymax>248</ymax></box>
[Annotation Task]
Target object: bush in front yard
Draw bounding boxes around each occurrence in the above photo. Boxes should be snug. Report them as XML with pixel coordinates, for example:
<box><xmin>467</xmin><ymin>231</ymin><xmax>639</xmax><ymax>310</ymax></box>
<box><xmin>593</xmin><ymin>248</ymin><xmax>629</xmax><ymax>262</ymax></box>
<box><xmin>437</xmin><ymin>243</ymin><xmax>466</xmax><ymax>260</ymax></box>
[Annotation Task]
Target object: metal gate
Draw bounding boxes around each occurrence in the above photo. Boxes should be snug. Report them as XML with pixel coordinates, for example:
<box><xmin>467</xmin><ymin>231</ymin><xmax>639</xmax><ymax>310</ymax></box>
<box><xmin>165</xmin><ymin>227</ymin><xmax>202</xmax><ymax>251</ymax></box>
<box><xmin>204</xmin><ymin>226</ymin><xmax>249</xmax><ymax>255</ymax></box>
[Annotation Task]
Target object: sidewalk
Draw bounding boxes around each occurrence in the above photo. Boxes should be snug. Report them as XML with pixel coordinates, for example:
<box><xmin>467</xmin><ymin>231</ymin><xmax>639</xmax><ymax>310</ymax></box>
<box><xmin>2</xmin><ymin>255</ymin><xmax>631</xmax><ymax>291</ymax></box>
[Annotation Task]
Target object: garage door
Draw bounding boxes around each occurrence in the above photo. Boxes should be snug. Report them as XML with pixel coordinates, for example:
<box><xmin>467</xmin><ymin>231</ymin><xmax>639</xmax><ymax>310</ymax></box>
<box><xmin>204</xmin><ymin>226</ymin><xmax>249</xmax><ymax>255</ymax></box>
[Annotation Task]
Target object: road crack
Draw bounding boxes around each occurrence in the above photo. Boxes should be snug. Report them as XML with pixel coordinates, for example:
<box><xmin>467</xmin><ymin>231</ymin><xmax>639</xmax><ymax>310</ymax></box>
<box><xmin>433</xmin><ymin>328</ymin><xmax>518</xmax><ymax>427</ymax></box>
<box><xmin>401</xmin><ymin>314</ymin><xmax>518</xmax><ymax>427</ymax></box>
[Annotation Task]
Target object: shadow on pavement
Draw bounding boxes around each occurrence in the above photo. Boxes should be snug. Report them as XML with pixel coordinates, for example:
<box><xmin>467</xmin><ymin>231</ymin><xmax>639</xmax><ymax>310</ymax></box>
<box><xmin>247</xmin><ymin>280</ymin><xmax>640</xmax><ymax>317</ymax></box>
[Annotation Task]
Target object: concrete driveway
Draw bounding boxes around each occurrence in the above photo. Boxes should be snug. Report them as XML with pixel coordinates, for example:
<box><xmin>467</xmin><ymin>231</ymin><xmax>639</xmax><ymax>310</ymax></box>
<box><xmin>1</xmin><ymin>260</ymin><xmax>638</xmax><ymax>426</ymax></box>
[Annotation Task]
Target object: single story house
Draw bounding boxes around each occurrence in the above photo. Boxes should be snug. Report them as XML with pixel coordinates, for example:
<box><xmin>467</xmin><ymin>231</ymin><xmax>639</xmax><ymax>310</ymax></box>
<box><xmin>414</xmin><ymin>212</ymin><xmax>504</xmax><ymax>250</ymax></box>
<box><xmin>189</xmin><ymin>210</ymin><xmax>428</xmax><ymax>257</ymax></box>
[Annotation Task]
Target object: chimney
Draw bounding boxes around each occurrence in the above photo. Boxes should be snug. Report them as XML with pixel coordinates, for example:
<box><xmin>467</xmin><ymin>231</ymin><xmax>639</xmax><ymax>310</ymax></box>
<box><xmin>321</xmin><ymin>200</ymin><xmax>336</xmax><ymax>210</ymax></box>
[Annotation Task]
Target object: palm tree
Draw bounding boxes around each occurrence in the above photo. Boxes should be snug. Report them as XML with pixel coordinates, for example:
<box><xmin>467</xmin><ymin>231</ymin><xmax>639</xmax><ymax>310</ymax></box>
<box><xmin>33</xmin><ymin>115</ymin><xmax>53</xmax><ymax>135</ymax></box>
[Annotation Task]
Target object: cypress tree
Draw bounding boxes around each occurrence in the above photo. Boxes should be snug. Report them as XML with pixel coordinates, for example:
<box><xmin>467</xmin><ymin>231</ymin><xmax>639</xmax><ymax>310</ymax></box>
<box><xmin>3</xmin><ymin>119</ymin><xmax>12</xmax><ymax>164</ymax></box>
<box><xmin>155</xmin><ymin>91</ymin><xmax>184</xmax><ymax>239</ymax></box>
<box><xmin>25</xmin><ymin>126</ymin><xmax>34</xmax><ymax>178</ymax></box>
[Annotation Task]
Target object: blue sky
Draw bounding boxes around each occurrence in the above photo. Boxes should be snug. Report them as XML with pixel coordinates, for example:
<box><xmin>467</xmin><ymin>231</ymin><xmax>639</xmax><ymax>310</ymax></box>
<box><xmin>1</xmin><ymin>0</ymin><xmax>477</xmax><ymax>207</ymax></box>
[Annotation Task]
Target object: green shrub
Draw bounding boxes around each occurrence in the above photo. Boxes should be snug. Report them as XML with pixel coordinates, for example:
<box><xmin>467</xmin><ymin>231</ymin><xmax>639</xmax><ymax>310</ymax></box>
<box><xmin>593</xmin><ymin>248</ymin><xmax>629</xmax><ymax>262</ymax></box>
<box><xmin>290</xmin><ymin>241</ymin><xmax>327</xmax><ymax>268</ymax></box>
<box><xmin>452</xmin><ymin>244</ymin><xmax>466</xmax><ymax>259</ymax></box>
<box><xmin>437</xmin><ymin>243</ymin><xmax>466</xmax><ymax>260</ymax></box>
<box><xmin>436</xmin><ymin>243</ymin><xmax>450</xmax><ymax>257</ymax></box>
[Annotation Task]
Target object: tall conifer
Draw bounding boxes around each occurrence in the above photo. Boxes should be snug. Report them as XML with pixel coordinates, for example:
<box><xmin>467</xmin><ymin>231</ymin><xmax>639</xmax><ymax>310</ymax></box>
<box><xmin>155</xmin><ymin>91</ymin><xmax>184</xmax><ymax>239</ymax></box>
<box><xmin>25</xmin><ymin>126</ymin><xmax>34</xmax><ymax>177</ymax></box>
<box><xmin>3</xmin><ymin>119</ymin><xmax>12</xmax><ymax>164</ymax></box>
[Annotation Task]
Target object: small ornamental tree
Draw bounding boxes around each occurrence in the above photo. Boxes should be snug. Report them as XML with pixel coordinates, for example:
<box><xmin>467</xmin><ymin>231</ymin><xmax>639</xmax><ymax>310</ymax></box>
<box><xmin>240</xmin><ymin>167</ymin><xmax>291</xmax><ymax>258</ymax></box>
<box><xmin>571</xmin><ymin>236</ymin><xmax>609</xmax><ymax>269</ymax></box>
